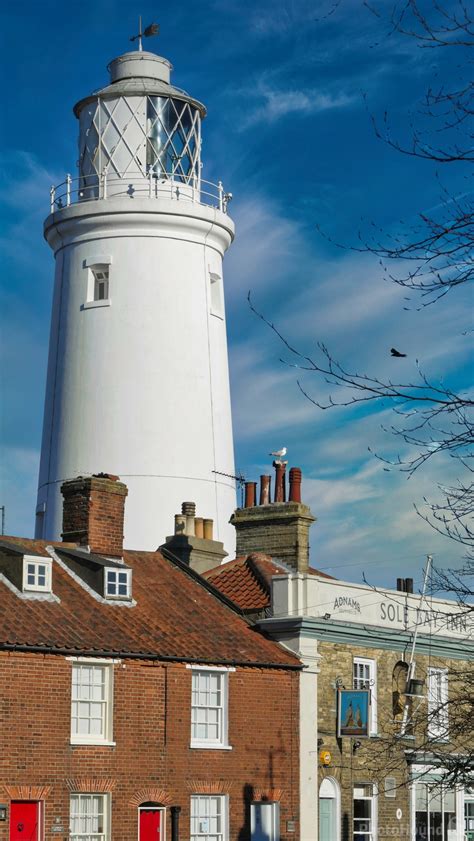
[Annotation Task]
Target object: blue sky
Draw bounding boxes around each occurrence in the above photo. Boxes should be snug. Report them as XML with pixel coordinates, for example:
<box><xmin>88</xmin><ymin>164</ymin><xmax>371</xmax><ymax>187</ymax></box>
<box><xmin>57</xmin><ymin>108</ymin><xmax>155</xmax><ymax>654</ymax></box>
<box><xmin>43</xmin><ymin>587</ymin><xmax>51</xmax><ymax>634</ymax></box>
<box><xmin>1</xmin><ymin>0</ymin><xmax>471</xmax><ymax>589</ymax></box>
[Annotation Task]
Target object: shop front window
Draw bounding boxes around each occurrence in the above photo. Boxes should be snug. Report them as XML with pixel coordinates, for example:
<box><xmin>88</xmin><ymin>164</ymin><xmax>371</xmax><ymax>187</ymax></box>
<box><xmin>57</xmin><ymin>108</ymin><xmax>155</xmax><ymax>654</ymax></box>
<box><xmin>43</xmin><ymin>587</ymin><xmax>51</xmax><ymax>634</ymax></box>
<box><xmin>414</xmin><ymin>782</ymin><xmax>456</xmax><ymax>841</ymax></box>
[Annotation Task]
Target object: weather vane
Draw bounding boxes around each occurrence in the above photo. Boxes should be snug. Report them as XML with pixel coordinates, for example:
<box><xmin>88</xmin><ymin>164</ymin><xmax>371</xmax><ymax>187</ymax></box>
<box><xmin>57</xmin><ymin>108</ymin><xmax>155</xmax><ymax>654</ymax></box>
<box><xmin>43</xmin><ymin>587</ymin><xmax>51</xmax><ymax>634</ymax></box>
<box><xmin>130</xmin><ymin>16</ymin><xmax>160</xmax><ymax>52</ymax></box>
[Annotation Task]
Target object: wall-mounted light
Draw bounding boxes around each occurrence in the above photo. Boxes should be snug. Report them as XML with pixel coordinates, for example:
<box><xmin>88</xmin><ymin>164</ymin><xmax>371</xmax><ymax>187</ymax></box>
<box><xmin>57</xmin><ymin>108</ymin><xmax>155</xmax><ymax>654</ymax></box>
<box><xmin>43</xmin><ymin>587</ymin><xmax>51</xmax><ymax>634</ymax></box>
<box><xmin>352</xmin><ymin>740</ymin><xmax>362</xmax><ymax>754</ymax></box>
<box><xmin>335</xmin><ymin>676</ymin><xmax>344</xmax><ymax>688</ymax></box>
<box><xmin>0</xmin><ymin>805</ymin><xmax>7</xmax><ymax>821</ymax></box>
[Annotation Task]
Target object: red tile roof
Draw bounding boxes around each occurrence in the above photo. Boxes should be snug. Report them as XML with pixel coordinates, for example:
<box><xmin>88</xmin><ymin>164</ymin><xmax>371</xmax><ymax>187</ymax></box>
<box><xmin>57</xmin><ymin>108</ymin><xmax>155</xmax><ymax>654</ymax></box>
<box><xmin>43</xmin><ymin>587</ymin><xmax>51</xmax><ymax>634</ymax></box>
<box><xmin>203</xmin><ymin>554</ymin><xmax>335</xmax><ymax>612</ymax></box>
<box><xmin>0</xmin><ymin>537</ymin><xmax>300</xmax><ymax>669</ymax></box>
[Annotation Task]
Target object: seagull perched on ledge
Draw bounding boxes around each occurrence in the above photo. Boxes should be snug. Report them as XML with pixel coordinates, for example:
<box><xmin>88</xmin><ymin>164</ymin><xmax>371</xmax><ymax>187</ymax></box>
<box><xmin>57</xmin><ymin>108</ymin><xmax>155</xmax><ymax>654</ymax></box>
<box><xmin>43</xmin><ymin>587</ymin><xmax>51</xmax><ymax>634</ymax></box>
<box><xmin>269</xmin><ymin>447</ymin><xmax>287</xmax><ymax>461</ymax></box>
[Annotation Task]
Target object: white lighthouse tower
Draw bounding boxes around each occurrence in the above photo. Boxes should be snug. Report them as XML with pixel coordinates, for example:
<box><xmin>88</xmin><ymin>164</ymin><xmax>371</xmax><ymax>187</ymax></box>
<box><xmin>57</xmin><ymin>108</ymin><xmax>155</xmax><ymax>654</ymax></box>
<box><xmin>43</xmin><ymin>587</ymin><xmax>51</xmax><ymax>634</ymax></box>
<box><xmin>35</xmin><ymin>34</ymin><xmax>237</xmax><ymax>553</ymax></box>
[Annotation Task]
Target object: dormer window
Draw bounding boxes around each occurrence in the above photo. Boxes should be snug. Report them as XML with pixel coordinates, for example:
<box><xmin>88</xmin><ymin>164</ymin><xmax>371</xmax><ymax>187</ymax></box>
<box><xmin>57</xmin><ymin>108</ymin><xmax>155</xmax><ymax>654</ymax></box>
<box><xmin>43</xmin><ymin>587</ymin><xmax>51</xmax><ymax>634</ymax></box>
<box><xmin>105</xmin><ymin>567</ymin><xmax>131</xmax><ymax>600</ymax></box>
<box><xmin>23</xmin><ymin>556</ymin><xmax>52</xmax><ymax>593</ymax></box>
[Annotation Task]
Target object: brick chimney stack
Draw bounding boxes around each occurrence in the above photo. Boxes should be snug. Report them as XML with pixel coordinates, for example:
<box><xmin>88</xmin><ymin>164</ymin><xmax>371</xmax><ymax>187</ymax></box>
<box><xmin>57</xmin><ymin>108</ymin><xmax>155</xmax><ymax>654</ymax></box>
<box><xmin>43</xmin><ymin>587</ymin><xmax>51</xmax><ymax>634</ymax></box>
<box><xmin>230</xmin><ymin>465</ymin><xmax>315</xmax><ymax>574</ymax></box>
<box><xmin>61</xmin><ymin>473</ymin><xmax>128</xmax><ymax>558</ymax></box>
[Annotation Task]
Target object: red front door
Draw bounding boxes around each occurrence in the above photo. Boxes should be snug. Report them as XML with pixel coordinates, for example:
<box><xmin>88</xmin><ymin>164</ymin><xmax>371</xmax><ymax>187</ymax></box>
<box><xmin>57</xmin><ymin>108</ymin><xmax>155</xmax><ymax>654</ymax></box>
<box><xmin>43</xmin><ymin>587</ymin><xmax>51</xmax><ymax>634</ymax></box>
<box><xmin>10</xmin><ymin>802</ymin><xmax>39</xmax><ymax>841</ymax></box>
<box><xmin>139</xmin><ymin>808</ymin><xmax>162</xmax><ymax>841</ymax></box>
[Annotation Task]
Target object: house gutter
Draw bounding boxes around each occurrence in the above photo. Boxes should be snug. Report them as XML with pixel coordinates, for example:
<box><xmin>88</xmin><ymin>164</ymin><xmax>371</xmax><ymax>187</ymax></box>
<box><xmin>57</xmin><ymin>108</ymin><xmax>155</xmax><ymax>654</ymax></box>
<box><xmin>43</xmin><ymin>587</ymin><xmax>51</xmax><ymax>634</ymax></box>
<box><xmin>0</xmin><ymin>642</ymin><xmax>302</xmax><ymax>670</ymax></box>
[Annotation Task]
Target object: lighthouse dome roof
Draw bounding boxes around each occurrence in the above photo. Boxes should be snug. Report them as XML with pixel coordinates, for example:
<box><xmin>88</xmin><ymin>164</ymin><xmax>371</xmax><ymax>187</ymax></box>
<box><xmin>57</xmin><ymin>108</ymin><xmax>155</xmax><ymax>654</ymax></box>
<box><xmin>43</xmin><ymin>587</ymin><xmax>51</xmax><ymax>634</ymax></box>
<box><xmin>73</xmin><ymin>50</ymin><xmax>206</xmax><ymax>119</ymax></box>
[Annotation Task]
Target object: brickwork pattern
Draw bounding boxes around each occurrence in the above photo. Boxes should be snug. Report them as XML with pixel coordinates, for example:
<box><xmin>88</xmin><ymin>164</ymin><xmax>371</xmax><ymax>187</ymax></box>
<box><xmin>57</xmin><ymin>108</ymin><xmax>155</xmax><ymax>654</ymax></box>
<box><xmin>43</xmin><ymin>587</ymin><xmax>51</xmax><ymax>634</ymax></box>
<box><xmin>61</xmin><ymin>476</ymin><xmax>128</xmax><ymax>558</ymax></box>
<box><xmin>0</xmin><ymin>652</ymin><xmax>300</xmax><ymax>841</ymax></box>
<box><xmin>231</xmin><ymin>503</ymin><xmax>315</xmax><ymax>573</ymax></box>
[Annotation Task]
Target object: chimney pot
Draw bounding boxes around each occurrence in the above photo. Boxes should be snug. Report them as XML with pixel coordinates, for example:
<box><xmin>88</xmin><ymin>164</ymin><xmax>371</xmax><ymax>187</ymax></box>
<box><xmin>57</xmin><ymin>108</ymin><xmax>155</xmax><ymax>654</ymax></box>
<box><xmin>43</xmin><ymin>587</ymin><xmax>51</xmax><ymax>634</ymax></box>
<box><xmin>195</xmin><ymin>517</ymin><xmax>204</xmax><ymax>538</ymax></box>
<box><xmin>203</xmin><ymin>518</ymin><xmax>213</xmax><ymax>540</ymax></box>
<box><xmin>397</xmin><ymin>578</ymin><xmax>405</xmax><ymax>592</ymax></box>
<box><xmin>259</xmin><ymin>475</ymin><xmax>271</xmax><ymax>505</ymax></box>
<box><xmin>181</xmin><ymin>501</ymin><xmax>196</xmax><ymax>536</ymax></box>
<box><xmin>273</xmin><ymin>461</ymin><xmax>287</xmax><ymax>502</ymax></box>
<box><xmin>174</xmin><ymin>514</ymin><xmax>186</xmax><ymax>535</ymax></box>
<box><xmin>405</xmin><ymin>577</ymin><xmax>414</xmax><ymax>594</ymax></box>
<box><xmin>289</xmin><ymin>467</ymin><xmax>302</xmax><ymax>502</ymax></box>
<box><xmin>244</xmin><ymin>481</ymin><xmax>257</xmax><ymax>508</ymax></box>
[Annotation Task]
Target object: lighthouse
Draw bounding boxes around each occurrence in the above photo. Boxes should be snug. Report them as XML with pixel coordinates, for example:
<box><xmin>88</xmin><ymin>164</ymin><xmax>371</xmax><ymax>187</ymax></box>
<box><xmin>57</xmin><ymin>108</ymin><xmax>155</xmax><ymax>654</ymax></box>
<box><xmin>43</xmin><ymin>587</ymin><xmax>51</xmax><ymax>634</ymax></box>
<box><xmin>35</xmin><ymin>36</ymin><xmax>237</xmax><ymax>554</ymax></box>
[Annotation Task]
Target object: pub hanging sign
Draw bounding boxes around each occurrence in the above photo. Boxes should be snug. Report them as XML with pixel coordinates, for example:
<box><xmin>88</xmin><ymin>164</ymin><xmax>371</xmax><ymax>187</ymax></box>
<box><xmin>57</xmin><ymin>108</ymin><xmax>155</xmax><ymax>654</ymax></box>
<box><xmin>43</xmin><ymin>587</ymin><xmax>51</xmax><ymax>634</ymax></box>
<box><xmin>337</xmin><ymin>689</ymin><xmax>370</xmax><ymax>737</ymax></box>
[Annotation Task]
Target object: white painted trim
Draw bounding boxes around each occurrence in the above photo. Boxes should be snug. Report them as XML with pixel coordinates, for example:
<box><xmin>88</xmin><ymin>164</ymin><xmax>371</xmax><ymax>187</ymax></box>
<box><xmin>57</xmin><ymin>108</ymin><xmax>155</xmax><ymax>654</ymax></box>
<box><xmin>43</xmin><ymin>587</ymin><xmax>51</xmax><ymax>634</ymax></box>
<box><xmin>81</xmin><ymin>298</ymin><xmax>111</xmax><ymax>310</ymax></box>
<box><xmin>190</xmin><ymin>743</ymin><xmax>233</xmax><ymax>750</ymax></box>
<box><xmin>66</xmin><ymin>657</ymin><xmax>122</xmax><ymax>664</ymax></box>
<box><xmin>353</xmin><ymin>656</ymin><xmax>378</xmax><ymax>735</ymax></box>
<box><xmin>319</xmin><ymin>777</ymin><xmax>341</xmax><ymax>841</ymax></box>
<box><xmin>22</xmin><ymin>556</ymin><xmax>52</xmax><ymax>593</ymax></box>
<box><xmin>69</xmin><ymin>660</ymin><xmax>115</xmax><ymax>746</ymax></box>
<box><xmin>138</xmin><ymin>805</ymin><xmax>167</xmax><ymax>841</ymax></box>
<box><xmin>186</xmin><ymin>664</ymin><xmax>236</xmax><ymax>672</ymax></box>
<box><xmin>84</xmin><ymin>255</ymin><xmax>113</xmax><ymax>267</ymax></box>
<box><xmin>189</xmin><ymin>668</ymin><xmax>232</xmax><ymax>750</ymax></box>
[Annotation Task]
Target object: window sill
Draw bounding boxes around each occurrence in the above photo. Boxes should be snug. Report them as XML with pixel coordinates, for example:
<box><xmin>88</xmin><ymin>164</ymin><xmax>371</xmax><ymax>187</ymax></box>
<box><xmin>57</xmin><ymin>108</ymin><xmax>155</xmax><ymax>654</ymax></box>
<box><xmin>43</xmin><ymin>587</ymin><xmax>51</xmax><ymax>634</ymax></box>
<box><xmin>81</xmin><ymin>299</ymin><xmax>111</xmax><ymax>310</ymax></box>
<box><xmin>70</xmin><ymin>739</ymin><xmax>116</xmax><ymax>747</ymax></box>
<box><xmin>190</xmin><ymin>742</ymin><xmax>233</xmax><ymax>751</ymax></box>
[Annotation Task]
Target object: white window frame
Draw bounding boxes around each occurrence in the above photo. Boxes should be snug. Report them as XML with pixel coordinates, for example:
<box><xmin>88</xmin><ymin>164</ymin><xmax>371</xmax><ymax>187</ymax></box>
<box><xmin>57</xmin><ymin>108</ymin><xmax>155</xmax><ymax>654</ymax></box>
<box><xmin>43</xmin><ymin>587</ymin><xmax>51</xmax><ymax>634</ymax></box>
<box><xmin>70</xmin><ymin>659</ymin><xmax>115</xmax><ymax>746</ymax></box>
<box><xmin>188</xmin><ymin>665</ymin><xmax>234</xmax><ymax>749</ymax></box>
<box><xmin>190</xmin><ymin>794</ymin><xmax>228</xmax><ymax>841</ymax></box>
<box><xmin>82</xmin><ymin>255</ymin><xmax>112</xmax><ymax>310</ymax></box>
<box><xmin>353</xmin><ymin>783</ymin><xmax>377</xmax><ymax>841</ymax></box>
<box><xmin>22</xmin><ymin>556</ymin><xmax>52</xmax><ymax>592</ymax></box>
<box><xmin>70</xmin><ymin>792</ymin><xmax>110</xmax><ymax>841</ymax></box>
<box><xmin>104</xmin><ymin>567</ymin><xmax>132</xmax><ymax>600</ymax></box>
<box><xmin>410</xmin><ymin>775</ymin><xmax>461</xmax><ymax>841</ymax></box>
<box><xmin>428</xmin><ymin>667</ymin><xmax>449</xmax><ymax>740</ymax></box>
<box><xmin>353</xmin><ymin>657</ymin><xmax>377</xmax><ymax>735</ymax></box>
<box><xmin>209</xmin><ymin>269</ymin><xmax>224</xmax><ymax>319</ymax></box>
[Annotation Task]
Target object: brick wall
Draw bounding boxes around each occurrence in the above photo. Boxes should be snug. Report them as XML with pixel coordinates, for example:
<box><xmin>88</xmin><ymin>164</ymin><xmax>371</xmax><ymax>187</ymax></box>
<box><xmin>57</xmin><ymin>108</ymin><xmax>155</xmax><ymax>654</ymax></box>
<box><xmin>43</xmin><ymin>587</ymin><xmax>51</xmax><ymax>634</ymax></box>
<box><xmin>61</xmin><ymin>475</ymin><xmax>128</xmax><ymax>558</ymax></box>
<box><xmin>230</xmin><ymin>503</ymin><xmax>315</xmax><ymax>573</ymax></box>
<box><xmin>0</xmin><ymin>651</ymin><xmax>300</xmax><ymax>840</ymax></box>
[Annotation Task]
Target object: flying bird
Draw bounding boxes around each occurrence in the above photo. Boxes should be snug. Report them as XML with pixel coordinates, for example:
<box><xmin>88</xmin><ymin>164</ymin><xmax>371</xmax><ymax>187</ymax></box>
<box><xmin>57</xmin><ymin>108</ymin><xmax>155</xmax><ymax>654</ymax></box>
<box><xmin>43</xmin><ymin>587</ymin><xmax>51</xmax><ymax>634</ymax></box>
<box><xmin>269</xmin><ymin>447</ymin><xmax>287</xmax><ymax>459</ymax></box>
<box><xmin>390</xmin><ymin>348</ymin><xmax>407</xmax><ymax>358</ymax></box>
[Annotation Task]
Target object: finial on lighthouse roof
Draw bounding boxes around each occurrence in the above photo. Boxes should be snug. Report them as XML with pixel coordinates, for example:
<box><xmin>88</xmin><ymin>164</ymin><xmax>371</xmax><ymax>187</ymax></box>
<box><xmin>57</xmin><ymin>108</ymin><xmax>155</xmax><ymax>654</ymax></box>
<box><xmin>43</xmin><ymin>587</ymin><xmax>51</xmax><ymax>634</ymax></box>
<box><xmin>129</xmin><ymin>16</ymin><xmax>160</xmax><ymax>52</ymax></box>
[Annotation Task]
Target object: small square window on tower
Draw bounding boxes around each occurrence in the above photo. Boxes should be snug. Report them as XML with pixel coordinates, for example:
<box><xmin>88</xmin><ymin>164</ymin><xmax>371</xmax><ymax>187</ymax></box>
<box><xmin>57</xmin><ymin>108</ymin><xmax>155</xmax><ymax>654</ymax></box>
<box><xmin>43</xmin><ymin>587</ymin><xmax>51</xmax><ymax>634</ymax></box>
<box><xmin>93</xmin><ymin>266</ymin><xmax>109</xmax><ymax>301</ymax></box>
<box><xmin>209</xmin><ymin>269</ymin><xmax>223</xmax><ymax>318</ymax></box>
<box><xmin>82</xmin><ymin>256</ymin><xmax>112</xmax><ymax>309</ymax></box>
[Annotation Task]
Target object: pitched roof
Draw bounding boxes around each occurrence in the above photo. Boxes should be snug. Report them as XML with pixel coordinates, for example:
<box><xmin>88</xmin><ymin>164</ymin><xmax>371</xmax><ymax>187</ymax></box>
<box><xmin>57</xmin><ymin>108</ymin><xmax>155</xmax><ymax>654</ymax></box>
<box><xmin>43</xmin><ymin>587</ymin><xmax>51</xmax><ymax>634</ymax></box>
<box><xmin>0</xmin><ymin>537</ymin><xmax>300</xmax><ymax>669</ymax></box>
<box><xmin>203</xmin><ymin>553</ymin><xmax>335</xmax><ymax>612</ymax></box>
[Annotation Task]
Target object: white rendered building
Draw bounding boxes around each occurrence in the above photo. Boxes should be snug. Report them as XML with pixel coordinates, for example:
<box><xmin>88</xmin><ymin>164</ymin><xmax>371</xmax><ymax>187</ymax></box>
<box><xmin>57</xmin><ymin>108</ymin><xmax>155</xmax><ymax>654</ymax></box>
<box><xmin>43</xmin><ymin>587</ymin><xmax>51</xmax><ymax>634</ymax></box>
<box><xmin>35</xmin><ymin>46</ymin><xmax>237</xmax><ymax>553</ymax></box>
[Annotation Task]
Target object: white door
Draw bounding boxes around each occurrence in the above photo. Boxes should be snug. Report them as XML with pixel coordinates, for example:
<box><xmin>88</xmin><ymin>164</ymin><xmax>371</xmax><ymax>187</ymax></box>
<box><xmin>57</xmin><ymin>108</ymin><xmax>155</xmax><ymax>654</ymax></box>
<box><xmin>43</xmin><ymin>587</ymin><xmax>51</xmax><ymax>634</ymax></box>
<box><xmin>251</xmin><ymin>802</ymin><xmax>280</xmax><ymax>841</ymax></box>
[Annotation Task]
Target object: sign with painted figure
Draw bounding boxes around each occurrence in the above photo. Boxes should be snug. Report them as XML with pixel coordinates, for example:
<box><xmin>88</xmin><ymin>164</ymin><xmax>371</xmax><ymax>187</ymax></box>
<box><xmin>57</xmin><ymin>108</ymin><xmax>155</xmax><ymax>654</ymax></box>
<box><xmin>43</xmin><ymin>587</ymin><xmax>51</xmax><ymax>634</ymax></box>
<box><xmin>337</xmin><ymin>689</ymin><xmax>370</xmax><ymax>737</ymax></box>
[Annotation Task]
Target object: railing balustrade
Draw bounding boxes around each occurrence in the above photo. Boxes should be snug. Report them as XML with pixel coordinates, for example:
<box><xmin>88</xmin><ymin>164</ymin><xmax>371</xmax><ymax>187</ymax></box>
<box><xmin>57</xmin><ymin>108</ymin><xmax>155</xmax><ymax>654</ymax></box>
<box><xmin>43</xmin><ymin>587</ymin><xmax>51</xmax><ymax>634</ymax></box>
<box><xmin>49</xmin><ymin>171</ymin><xmax>232</xmax><ymax>214</ymax></box>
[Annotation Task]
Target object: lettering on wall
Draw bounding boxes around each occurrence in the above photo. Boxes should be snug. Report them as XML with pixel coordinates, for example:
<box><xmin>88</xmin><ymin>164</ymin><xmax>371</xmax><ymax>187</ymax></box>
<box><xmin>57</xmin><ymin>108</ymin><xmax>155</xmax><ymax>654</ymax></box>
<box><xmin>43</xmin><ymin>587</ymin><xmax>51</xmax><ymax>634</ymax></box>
<box><xmin>379</xmin><ymin>601</ymin><xmax>467</xmax><ymax>632</ymax></box>
<box><xmin>333</xmin><ymin>596</ymin><xmax>361</xmax><ymax>615</ymax></box>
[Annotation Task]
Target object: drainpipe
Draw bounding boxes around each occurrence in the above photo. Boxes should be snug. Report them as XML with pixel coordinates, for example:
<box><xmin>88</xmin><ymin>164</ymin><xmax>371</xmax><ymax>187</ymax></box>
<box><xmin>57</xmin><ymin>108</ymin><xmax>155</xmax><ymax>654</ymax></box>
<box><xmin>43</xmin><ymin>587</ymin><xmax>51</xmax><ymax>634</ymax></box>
<box><xmin>171</xmin><ymin>806</ymin><xmax>181</xmax><ymax>841</ymax></box>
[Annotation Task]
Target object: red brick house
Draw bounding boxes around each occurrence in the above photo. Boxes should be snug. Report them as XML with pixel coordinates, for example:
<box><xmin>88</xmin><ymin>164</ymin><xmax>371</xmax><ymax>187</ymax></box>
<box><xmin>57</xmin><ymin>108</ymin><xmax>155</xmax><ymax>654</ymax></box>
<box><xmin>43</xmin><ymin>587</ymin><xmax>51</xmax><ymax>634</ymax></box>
<box><xmin>0</xmin><ymin>475</ymin><xmax>301</xmax><ymax>841</ymax></box>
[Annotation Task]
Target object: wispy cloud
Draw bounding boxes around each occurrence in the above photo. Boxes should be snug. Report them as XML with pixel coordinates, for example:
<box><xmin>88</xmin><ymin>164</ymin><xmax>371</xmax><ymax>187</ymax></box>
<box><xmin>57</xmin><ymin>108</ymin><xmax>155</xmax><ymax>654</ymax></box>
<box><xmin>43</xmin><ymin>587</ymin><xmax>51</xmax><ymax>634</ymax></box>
<box><xmin>239</xmin><ymin>81</ymin><xmax>356</xmax><ymax>128</ymax></box>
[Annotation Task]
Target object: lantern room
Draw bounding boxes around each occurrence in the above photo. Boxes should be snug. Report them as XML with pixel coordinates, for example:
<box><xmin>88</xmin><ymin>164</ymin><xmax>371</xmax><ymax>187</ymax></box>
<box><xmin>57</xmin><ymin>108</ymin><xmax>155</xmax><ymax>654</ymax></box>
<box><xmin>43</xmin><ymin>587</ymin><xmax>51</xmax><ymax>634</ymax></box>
<box><xmin>73</xmin><ymin>50</ymin><xmax>206</xmax><ymax>198</ymax></box>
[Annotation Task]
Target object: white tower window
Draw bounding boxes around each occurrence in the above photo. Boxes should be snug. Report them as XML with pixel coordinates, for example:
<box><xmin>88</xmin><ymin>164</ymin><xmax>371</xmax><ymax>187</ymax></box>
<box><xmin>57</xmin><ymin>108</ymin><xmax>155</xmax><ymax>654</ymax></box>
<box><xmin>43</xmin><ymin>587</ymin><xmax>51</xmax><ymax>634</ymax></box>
<box><xmin>209</xmin><ymin>270</ymin><xmax>223</xmax><ymax>318</ymax></box>
<box><xmin>82</xmin><ymin>256</ymin><xmax>112</xmax><ymax>309</ymax></box>
<box><xmin>92</xmin><ymin>266</ymin><xmax>109</xmax><ymax>301</ymax></box>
